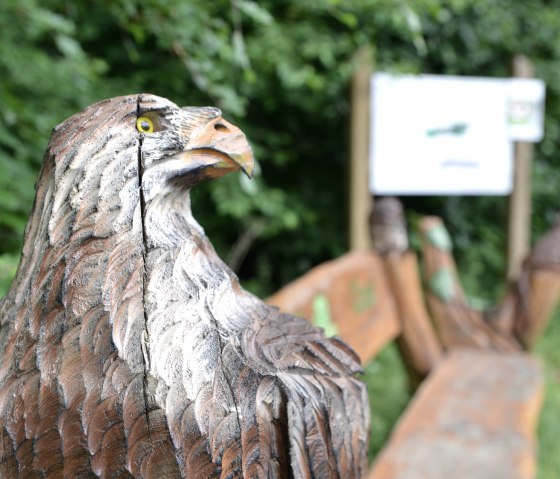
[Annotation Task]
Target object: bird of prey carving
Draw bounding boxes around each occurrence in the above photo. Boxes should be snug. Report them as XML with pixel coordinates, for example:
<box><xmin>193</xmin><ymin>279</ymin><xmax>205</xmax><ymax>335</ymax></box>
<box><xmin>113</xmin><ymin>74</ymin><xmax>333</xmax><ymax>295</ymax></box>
<box><xmin>0</xmin><ymin>94</ymin><xmax>369</xmax><ymax>478</ymax></box>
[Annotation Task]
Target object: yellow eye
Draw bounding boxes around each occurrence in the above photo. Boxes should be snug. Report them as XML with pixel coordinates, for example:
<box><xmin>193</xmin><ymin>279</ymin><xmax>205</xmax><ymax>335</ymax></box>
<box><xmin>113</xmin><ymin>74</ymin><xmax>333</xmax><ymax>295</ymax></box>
<box><xmin>136</xmin><ymin>116</ymin><xmax>154</xmax><ymax>133</ymax></box>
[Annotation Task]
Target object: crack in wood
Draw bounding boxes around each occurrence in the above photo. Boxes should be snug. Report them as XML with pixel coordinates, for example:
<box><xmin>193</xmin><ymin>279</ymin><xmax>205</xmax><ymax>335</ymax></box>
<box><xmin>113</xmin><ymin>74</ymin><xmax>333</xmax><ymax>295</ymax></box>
<box><xmin>136</xmin><ymin>94</ymin><xmax>152</xmax><ymax>435</ymax></box>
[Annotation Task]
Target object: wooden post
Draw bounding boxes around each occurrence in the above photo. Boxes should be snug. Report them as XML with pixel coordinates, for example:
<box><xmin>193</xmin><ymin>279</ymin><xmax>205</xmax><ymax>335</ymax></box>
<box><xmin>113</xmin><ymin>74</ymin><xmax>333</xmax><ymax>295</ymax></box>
<box><xmin>419</xmin><ymin>216</ymin><xmax>521</xmax><ymax>353</ymax></box>
<box><xmin>383</xmin><ymin>252</ymin><xmax>444</xmax><ymax>387</ymax></box>
<box><xmin>369</xmin><ymin>198</ymin><xmax>443</xmax><ymax>387</ymax></box>
<box><xmin>349</xmin><ymin>46</ymin><xmax>373</xmax><ymax>251</ymax></box>
<box><xmin>507</xmin><ymin>55</ymin><xmax>534</xmax><ymax>281</ymax></box>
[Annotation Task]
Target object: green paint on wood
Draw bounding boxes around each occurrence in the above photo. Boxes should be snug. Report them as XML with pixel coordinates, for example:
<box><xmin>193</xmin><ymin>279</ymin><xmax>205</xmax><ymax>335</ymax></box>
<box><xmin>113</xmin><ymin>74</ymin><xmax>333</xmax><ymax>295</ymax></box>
<box><xmin>312</xmin><ymin>294</ymin><xmax>338</xmax><ymax>337</ymax></box>
<box><xmin>350</xmin><ymin>280</ymin><xmax>376</xmax><ymax>314</ymax></box>
<box><xmin>430</xmin><ymin>268</ymin><xmax>455</xmax><ymax>302</ymax></box>
<box><xmin>426</xmin><ymin>224</ymin><xmax>453</xmax><ymax>251</ymax></box>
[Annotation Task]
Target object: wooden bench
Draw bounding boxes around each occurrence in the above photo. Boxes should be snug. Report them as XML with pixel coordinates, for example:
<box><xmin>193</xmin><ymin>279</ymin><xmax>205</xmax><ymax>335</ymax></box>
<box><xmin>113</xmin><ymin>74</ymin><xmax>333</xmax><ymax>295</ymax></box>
<box><xmin>369</xmin><ymin>348</ymin><xmax>542</xmax><ymax>479</ymax></box>
<box><xmin>267</xmin><ymin>251</ymin><xmax>400</xmax><ymax>362</ymax></box>
<box><xmin>266</xmin><ymin>208</ymin><xmax>559</xmax><ymax>478</ymax></box>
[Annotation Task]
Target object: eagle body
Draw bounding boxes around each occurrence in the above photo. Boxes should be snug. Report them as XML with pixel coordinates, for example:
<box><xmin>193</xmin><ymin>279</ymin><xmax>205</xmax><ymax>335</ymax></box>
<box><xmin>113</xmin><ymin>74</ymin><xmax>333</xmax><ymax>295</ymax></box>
<box><xmin>0</xmin><ymin>95</ymin><xmax>369</xmax><ymax>478</ymax></box>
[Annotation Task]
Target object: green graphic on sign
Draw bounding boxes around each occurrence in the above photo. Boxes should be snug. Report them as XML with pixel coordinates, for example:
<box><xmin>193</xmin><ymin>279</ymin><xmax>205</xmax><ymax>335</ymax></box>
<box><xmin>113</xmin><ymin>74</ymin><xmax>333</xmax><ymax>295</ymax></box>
<box><xmin>426</xmin><ymin>122</ymin><xmax>469</xmax><ymax>137</ymax></box>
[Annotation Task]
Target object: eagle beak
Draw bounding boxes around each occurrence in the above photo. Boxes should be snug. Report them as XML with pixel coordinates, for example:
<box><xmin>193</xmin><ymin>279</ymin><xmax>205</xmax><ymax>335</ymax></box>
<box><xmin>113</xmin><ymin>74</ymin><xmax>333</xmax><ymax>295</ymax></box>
<box><xmin>180</xmin><ymin>117</ymin><xmax>255</xmax><ymax>180</ymax></box>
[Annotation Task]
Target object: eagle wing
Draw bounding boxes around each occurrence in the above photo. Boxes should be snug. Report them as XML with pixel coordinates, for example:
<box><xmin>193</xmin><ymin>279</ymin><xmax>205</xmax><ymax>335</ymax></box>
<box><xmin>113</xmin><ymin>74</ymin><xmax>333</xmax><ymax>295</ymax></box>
<box><xmin>237</xmin><ymin>306</ymin><xmax>370</xmax><ymax>478</ymax></box>
<box><xmin>161</xmin><ymin>301</ymin><xmax>369</xmax><ymax>479</ymax></box>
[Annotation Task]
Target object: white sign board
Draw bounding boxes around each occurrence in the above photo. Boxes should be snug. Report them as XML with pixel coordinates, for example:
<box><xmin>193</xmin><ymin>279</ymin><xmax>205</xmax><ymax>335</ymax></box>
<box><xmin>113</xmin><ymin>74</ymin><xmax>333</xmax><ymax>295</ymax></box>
<box><xmin>369</xmin><ymin>73</ymin><xmax>545</xmax><ymax>196</ymax></box>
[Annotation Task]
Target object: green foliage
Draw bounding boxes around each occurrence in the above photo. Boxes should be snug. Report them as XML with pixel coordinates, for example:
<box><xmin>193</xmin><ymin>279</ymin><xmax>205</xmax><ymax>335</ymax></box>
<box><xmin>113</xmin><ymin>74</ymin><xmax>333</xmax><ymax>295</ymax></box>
<box><xmin>0</xmin><ymin>254</ymin><xmax>19</xmax><ymax>296</ymax></box>
<box><xmin>0</xmin><ymin>0</ymin><xmax>110</xmax><ymax>250</ymax></box>
<box><xmin>535</xmin><ymin>307</ymin><xmax>560</xmax><ymax>479</ymax></box>
<box><xmin>362</xmin><ymin>344</ymin><xmax>410</xmax><ymax>461</ymax></box>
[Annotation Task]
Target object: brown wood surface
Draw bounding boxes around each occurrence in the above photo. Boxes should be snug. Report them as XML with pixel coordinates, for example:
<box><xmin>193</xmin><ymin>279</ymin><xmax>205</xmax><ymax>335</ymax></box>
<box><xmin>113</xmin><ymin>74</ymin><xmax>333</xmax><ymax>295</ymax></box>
<box><xmin>267</xmin><ymin>250</ymin><xmax>401</xmax><ymax>363</ymax></box>
<box><xmin>419</xmin><ymin>216</ymin><xmax>520</xmax><ymax>352</ymax></box>
<box><xmin>383</xmin><ymin>252</ymin><xmax>443</xmax><ymax>386</ymax></box>
<box><xmin>349</xmin><ymin>46</ymin><xmax>374</xmax><ymax>251</ymax></box>
<box><xmin>368</xmin><ymin>349</ymin><xmax>543</xmax><ymax>479</ymax></box>
<box><xmin>509</xmin><ymin>219</ymin><xmax>560</xmax><ymax>347</ymax></box>
<box><xmin>513</xmin><ymin>267</ymin><xmax>560</xmax><ymax>348</ymax></box>
<box><xmin>507</xmin><ymin>55</ymin><xmax>535</xmax><ymax>281</ymax></box>
<box><xmin>526</xmin><ymin>269</ymin><xmax>560</xmax><ymax>342</ymax></box>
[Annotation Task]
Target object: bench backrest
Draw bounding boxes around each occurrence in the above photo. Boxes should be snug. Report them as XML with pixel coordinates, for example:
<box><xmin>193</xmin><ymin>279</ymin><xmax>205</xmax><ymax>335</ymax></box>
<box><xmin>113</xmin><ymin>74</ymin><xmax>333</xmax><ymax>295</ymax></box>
<box><xmin>267</xmin><ymin>250</ymin><xmax>401</xmax><ymax>363</ymax></box>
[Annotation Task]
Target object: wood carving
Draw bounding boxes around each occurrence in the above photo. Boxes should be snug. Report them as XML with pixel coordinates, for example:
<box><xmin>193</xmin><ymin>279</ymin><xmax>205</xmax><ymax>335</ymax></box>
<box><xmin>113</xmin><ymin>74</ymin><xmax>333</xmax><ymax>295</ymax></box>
<box><xmin>370</xmin><ymin>198</ymin><xmax>442</xmax><ymax>387</ymax></box>
<box><xmin>267</xmin><ymin>250</ymin><xmax>402</xmax><ymax>364</ymax></box>
<box><xmin>420</xmin><ymin>215</ymin><xmax>560</xmax><ymax>352</ymax></box>
<box><xmin>509</xmin><ymin>218</ymin><xmax>560</xmax><ymax>347</ymax></box>
<box><xmin>0</xmin><ymin>95</ymin><xmax>369</xmax><ymax>478</ymax></box>
<box><xmin>419</xmin><ymin>216</ymin><xmax>520</xmax><ymax>352</ymax></box>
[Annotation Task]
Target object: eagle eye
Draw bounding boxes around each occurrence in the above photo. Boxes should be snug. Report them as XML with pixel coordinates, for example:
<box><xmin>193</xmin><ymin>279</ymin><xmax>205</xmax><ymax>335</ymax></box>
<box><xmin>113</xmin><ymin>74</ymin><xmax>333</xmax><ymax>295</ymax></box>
<box><xmin>136</xmin><ymin>116</ymin><xmax>155</xmax><ymax>133</ymax></box>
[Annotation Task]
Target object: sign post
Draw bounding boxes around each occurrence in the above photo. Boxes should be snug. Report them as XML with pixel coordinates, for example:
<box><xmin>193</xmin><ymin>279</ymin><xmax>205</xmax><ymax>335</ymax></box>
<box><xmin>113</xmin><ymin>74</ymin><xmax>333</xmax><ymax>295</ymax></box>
<box><xmin>507</xmin><ymin>55</ymin><xmax>536</xmax><ymax>281</ymax></box>
<box><xmin>349</xmin><ymin>46</ymin><xmax>374</xmax><ymax>251</ymax></box>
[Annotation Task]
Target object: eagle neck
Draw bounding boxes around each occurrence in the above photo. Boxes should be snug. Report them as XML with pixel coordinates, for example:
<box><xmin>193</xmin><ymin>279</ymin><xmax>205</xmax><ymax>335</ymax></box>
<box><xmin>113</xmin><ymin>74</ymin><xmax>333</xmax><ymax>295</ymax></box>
<box><xmin>141</xmin><ymin>188</ymin><xmax>257</xmax><ymax>392</ymax></box>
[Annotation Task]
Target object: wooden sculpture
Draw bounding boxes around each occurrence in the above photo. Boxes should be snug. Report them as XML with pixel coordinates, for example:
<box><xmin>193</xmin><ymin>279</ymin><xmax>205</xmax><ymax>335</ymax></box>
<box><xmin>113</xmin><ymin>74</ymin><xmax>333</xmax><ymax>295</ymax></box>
<box><xmin>370</xmin><ymin>198</ymin><xmax>442</xmax><ymax>388</ymax></box>
<box><xmin>0</xmin><ymin>95</ymin><xmax>369</xmax><ymax>478</ymax></box>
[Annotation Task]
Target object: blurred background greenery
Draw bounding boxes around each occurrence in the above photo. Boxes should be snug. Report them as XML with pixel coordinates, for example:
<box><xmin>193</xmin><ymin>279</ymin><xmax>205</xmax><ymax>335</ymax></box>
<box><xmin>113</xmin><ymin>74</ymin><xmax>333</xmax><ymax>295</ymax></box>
<box><xmin>1</xmin><ymin>0</ymin><xmax>559</xmax><ymax>476</ymax></box>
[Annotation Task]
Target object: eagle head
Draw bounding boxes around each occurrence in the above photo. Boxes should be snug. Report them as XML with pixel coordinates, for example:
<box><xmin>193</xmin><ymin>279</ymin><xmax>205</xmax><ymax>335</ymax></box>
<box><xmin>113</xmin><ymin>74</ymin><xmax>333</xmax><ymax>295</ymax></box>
<box><xmin>29</xmin><ymin>93</ymin><xmax>254</xmax><ymax>250</ymax></box>
<box><xmin>137</xmin><ymin>94</ymin><xmax>254</xmax><ymax>201</ymax></box>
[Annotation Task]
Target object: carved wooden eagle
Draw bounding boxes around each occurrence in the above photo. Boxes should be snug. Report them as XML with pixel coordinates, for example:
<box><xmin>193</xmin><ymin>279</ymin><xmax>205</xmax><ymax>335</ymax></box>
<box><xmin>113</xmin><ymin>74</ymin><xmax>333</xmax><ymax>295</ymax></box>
<box><xmin>0</xmin><ymin>94</ymin><xmax>369</xmax><ymax>478</ymax></box>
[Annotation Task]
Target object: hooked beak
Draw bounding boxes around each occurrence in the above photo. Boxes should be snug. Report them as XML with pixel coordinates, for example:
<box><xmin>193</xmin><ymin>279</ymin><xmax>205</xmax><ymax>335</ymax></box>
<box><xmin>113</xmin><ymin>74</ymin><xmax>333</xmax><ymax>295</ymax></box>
<box><xmin>177</xmin><ymin>117</ymin><xmax>255</xmax><ymax>180</ymax></box>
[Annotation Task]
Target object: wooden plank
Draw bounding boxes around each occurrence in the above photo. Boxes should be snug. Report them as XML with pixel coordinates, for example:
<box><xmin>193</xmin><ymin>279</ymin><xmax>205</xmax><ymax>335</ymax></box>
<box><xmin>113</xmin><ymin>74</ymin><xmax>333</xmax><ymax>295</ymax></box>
<box><xmin>368</xmin><ymin>349</ymin><xmax>543</xmax><ymax>479</ymax></box>
<box><xmin>514</xmin><ymin>268</ymin><xmax>560</xmax><ymax>348</ymax></box>
<box><xmin>266</xmin><ymin>250</ymin><xmax>401</xmax><ymax>363</ymax></box>
<box><xmin>349</xmin><ymin>46</ymin><xmax>374</xmax><ymax>251</ymax></box>
<box><xmin>507</xmin><ymin>55</ymin><xmax>535</xmax><ymax>281</ymax></box>
<box><xmin>369</xmin><ymin>197</ymin><xmax>443</xmax><ymax>384</ymax></box>
<box><xmin>512</xmin><ymin>220</ymin><xmax>560</xmax><ymax>347</ymax></box>
<box><xmin>383</xmin><ymin>252</ymin><xmax>443</xmax><ymax>386</ymax></box>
